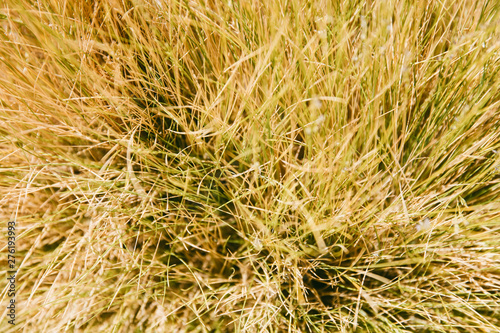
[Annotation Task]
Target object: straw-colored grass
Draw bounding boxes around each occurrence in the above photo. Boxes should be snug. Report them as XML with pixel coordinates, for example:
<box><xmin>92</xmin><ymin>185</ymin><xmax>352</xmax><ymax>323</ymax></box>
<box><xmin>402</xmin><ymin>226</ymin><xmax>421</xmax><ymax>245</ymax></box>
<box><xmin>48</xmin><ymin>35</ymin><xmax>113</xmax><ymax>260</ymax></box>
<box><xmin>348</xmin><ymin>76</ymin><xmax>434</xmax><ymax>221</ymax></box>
<box><xmin>1</xmin><ymin>0</ymin><xmax>500</xmax><ymax>332</ymax></box>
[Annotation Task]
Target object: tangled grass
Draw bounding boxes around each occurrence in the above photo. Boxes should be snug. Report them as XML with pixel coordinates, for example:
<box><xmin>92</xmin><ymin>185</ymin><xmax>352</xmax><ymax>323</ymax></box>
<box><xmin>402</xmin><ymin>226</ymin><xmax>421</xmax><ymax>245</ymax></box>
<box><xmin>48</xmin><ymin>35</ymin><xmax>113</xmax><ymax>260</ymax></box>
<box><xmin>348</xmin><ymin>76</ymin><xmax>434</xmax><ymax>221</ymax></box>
<box><xmin>1</xmin><ymin>0</ymin><xmax>500</xmax><ymax>332</ymax></box>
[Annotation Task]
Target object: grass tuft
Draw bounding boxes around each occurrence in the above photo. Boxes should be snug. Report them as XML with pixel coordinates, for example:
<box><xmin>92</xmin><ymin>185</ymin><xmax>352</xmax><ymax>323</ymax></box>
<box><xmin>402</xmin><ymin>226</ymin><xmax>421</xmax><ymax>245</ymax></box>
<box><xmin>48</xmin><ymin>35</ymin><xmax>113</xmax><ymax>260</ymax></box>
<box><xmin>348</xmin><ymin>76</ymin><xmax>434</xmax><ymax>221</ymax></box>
<box><xmin>1</xmin><ymin>0</ymin><xmax>500</xmax><ymax>332</ymax></box>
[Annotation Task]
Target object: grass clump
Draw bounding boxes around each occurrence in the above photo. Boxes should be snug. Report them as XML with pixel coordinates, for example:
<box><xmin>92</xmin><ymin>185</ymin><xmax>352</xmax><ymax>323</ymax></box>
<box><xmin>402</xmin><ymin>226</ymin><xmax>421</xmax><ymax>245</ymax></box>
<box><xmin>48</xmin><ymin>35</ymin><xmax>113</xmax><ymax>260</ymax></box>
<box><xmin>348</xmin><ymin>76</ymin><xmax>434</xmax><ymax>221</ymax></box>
<box><xmin>1</xmin><ymin>0</ymin><xmax>500</xmax><ymax>332</ymax></box>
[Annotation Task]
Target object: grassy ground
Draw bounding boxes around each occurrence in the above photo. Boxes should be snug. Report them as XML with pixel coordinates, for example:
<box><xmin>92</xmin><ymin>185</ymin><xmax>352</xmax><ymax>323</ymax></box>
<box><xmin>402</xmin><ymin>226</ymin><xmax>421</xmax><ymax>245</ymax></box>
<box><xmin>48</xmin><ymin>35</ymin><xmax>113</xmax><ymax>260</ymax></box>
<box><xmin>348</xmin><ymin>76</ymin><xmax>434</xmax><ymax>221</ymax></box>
<box><xmin>1</xmin><ymin>0</ymin><xmax>500</xmax><ymax>332</ymax></box>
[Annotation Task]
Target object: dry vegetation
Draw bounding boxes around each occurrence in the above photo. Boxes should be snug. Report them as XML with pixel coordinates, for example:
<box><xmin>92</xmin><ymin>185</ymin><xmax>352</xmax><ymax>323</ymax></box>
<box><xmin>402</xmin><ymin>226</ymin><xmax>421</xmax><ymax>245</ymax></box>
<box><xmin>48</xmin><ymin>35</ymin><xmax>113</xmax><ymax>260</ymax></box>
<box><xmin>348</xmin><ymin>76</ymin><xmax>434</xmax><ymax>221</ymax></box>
<box><xmin>1</xmin><ymin>0</ymin><xmax>500</xmax><ymax>332</ymax></box>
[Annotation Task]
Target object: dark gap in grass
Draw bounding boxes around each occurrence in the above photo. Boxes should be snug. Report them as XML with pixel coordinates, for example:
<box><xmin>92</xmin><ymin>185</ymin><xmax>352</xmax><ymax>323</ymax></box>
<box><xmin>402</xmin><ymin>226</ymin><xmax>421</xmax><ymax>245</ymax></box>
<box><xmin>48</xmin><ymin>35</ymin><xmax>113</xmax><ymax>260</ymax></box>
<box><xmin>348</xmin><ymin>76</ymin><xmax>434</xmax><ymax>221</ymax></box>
<box><xmin>93</xmin><ymin>311</ymin><xmax>116</xmax><ymax>326</ymax></box>
<box><xmin>302</xmin><ymin>266</ymin><xmax>340</xmax><ymax>307</ymax></box>
<box><xmin>41</xmin><ymin>236</ymin><xmax>67</xmax><ymax>252</ymax></box>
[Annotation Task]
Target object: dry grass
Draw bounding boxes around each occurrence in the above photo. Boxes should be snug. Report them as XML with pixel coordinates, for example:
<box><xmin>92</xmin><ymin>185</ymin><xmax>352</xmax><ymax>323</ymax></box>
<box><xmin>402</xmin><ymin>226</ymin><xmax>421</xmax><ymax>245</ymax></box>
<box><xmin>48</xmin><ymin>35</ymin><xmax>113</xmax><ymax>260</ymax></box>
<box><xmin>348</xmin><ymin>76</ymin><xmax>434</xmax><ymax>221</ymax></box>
<box><xmin>1</xmin><ymin>0</ymin><xmax>500</xmax><ymax>332</ymax></box>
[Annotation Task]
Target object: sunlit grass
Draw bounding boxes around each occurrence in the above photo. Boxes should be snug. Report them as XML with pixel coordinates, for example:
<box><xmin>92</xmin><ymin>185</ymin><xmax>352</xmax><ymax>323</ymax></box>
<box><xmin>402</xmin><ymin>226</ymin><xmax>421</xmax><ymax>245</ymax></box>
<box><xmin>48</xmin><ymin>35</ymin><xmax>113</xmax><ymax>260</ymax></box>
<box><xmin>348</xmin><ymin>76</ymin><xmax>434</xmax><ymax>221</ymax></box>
<box><xmin>1</xmin><ymin>0</ymin><xmax>500</xmax><ymax>332</ymax></box>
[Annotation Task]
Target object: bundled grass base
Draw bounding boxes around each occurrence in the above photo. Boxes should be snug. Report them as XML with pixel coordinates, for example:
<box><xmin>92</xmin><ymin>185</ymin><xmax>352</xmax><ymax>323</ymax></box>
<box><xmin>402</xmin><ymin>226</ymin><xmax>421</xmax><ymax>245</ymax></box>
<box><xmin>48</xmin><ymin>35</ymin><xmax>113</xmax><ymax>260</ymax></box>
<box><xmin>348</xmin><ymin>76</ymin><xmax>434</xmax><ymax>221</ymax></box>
<box><xmin>1</xmin><ymin>0</ymin><xmax>500</xmax><ymax>332</ymax></box>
